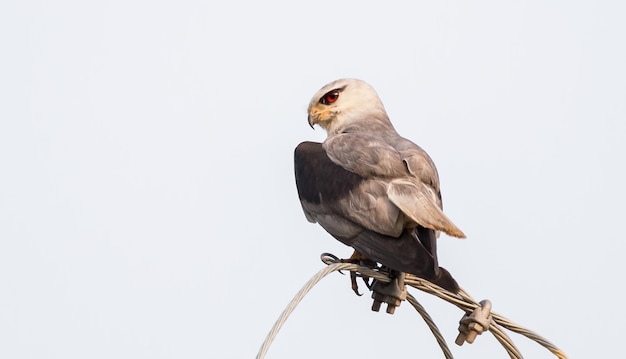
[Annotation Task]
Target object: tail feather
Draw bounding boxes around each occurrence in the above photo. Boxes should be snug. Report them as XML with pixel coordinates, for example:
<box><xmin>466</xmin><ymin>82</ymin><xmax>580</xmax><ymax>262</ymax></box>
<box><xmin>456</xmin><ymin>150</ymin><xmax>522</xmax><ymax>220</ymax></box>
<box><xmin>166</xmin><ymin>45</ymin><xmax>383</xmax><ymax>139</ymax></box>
<box><xmin>344</xmin><ymin>228</ymin><xmax>459</xmax><ymax>293</ymax></box>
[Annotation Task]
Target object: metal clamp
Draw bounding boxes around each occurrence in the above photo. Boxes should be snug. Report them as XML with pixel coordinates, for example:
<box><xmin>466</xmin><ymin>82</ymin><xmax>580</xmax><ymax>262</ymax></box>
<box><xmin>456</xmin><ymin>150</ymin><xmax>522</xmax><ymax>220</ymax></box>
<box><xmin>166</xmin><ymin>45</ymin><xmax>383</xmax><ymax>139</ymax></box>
<box><xmin>456</xmin><ymin>299</ymin><xmax>492</xmax><ymax>345</ymax></box>
<box><xmin>371</xmin><ymin>272</ymin><xmax>407</xmax><ymax>314</ymax></box>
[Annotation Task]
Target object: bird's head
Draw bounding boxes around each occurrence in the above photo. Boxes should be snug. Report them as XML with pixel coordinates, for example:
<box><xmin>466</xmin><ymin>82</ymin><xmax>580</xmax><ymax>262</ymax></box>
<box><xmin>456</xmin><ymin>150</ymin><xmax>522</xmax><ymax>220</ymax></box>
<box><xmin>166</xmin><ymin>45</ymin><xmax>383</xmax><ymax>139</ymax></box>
<box><xmin>307</xmin><ymin>78</ymin><xmax>391</xmax><ymax>135</ymax></box>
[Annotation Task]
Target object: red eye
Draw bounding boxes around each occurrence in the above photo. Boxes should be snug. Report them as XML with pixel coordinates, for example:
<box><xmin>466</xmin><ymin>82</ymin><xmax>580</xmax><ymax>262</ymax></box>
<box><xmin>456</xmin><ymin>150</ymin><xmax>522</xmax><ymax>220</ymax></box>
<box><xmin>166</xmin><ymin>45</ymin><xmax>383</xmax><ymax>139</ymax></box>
<box><xmin>321</xmin><ymin>90</ymin><xmax>340</xmax><ymax>104</ymax></box>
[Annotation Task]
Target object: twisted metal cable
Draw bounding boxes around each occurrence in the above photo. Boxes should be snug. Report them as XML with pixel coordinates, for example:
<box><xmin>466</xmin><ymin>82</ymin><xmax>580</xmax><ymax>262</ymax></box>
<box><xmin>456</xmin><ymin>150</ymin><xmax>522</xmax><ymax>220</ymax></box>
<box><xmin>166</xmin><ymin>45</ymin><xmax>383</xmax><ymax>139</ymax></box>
<box><xmin>255</xmin><ymin>262</ymin><xmax>355</xmax><ymax>359</ymax></box>
<box><xmin>405</xmin><ymin>292</ymin><xmax>453</xmax><ymax>359</ymax></box>
<box><xmin>256</xmin><ymin>254</ymin><xmax>568</xmax><ymax>359</ymax></box>
<box><xmin>403</xmin><ymin>275</ymin><xmax>567</xmax><ymax>359</ymax></box>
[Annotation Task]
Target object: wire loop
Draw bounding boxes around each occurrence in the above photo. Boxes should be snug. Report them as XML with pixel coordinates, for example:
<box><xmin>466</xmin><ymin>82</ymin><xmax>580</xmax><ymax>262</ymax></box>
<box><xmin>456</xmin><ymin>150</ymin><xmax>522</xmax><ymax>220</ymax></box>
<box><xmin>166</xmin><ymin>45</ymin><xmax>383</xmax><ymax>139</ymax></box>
<box><xmin>256</xmin><ymin>253</ymin><xmax>568</xmax><ymax>359</ymax></box>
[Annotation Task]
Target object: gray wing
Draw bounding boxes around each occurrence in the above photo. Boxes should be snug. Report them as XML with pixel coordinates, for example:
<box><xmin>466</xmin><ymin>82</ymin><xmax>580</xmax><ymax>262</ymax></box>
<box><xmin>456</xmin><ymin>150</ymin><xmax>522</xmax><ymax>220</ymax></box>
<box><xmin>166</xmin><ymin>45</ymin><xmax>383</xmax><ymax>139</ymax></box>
<box><xmin>294</xmin><ymin>141</ymin><xmax>460</xmax><ymax>292</ymax></box>
<box><xmin>323</xmin><ymin>134</ymin><xmax>465</xmax><ymax>238</ymax></box>
<box><xmin>294</xmin><ymin>141</ymin><xmax>405</xmax><ymax>238</ymax></box>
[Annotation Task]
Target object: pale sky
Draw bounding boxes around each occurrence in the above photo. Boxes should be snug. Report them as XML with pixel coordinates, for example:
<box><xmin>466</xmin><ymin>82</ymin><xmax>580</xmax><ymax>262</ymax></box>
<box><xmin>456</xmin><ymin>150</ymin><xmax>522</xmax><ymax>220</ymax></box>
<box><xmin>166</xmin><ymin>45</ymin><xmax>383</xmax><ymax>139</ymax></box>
<box><xmin>1</xmin><ymin>1</ymin><xmax>625</xmax><ymax>358</ymax></box>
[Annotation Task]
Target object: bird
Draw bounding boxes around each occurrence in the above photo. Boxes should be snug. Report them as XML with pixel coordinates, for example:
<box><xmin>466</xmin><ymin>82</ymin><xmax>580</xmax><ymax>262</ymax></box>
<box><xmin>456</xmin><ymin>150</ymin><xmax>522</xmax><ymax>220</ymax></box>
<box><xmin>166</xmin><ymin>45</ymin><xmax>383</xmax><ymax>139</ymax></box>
<box><xmin>294</xmin><ymin>78</ymin><xmax>465</xmax><ymax>294</ymax></box>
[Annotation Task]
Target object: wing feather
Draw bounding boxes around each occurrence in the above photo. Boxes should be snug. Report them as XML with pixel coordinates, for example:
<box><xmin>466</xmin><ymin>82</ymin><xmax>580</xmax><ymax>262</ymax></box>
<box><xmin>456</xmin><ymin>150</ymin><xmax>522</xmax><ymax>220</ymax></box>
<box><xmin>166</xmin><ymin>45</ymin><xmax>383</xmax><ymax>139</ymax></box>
<box><xmin>387</xmin><ymin>178</ymin><xmax>465</xmax><ymax>238</ymax></box>
<box><xmin>323</xmin><ymin>133</ymin><xmax>407</xmax><ymax>178</ymax></box>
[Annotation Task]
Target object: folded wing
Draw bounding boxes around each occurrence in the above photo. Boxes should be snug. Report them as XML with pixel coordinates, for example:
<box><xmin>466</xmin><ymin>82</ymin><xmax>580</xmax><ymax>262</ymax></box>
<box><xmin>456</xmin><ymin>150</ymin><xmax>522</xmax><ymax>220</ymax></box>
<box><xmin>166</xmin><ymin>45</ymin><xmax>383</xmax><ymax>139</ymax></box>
<box><xmin>387</xmin><ymin>178</ymin><xmax>465</xmax><ymax>238</ymax></box>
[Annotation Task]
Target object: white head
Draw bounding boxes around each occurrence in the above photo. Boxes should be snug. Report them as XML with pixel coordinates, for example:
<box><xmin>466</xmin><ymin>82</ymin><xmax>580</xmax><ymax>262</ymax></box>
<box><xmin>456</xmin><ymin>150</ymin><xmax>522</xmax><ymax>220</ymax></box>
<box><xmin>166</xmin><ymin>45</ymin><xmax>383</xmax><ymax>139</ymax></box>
<box><xmin>307</xmin><ymin>78</ymin><xmax>393</xmax><ymax>136</ymax></box>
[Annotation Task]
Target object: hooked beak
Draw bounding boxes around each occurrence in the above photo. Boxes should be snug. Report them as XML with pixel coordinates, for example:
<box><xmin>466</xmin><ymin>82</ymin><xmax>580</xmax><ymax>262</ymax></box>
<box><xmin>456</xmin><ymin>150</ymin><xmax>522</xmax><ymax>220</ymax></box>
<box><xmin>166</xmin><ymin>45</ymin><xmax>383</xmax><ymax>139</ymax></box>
<box><xmin>307</xmin><ymin>113</ymin><xmax>318</xmax><ymax>129</ymax></box>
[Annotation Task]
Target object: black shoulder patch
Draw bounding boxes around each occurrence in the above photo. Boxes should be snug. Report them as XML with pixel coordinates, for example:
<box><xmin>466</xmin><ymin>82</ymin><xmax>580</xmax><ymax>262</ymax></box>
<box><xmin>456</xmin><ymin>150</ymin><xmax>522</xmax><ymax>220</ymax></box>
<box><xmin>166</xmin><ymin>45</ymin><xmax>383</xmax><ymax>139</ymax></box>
<box><xmin>294</xmin><ymin>141</ymin><xmax>364</xmax><ymax>204</ymax></box>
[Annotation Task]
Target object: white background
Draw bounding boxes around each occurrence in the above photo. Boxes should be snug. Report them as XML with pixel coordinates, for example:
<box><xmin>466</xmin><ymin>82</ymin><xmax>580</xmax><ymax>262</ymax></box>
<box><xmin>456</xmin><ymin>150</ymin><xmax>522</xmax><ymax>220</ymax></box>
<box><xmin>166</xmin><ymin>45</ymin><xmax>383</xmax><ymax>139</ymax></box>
<box><xmin>1</xmin><ymin>1</ymin><xmax>624</xmax><ymax>358</ymax></box>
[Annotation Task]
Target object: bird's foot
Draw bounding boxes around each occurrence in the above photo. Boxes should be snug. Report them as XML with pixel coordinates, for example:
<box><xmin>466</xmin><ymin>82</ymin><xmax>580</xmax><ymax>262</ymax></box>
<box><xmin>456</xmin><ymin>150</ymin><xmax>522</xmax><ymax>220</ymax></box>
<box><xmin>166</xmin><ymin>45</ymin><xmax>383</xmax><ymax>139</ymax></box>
<box><xmin>339</xmin><ymin>251</ymin><xmax>376</xmax><ymax>296</ymax></box>
<box><xmin>319</xmin><ymin>251</ymin><xmax>377</xmax><ymax>296</ymax></box>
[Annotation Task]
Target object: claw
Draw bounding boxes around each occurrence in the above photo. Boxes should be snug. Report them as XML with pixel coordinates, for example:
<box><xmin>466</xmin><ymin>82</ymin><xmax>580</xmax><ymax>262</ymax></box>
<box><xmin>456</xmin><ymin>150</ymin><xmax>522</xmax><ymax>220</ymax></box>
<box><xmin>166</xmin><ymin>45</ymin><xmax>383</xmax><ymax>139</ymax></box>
<box><xmin>324</xmin><ymin>250</ymin><xmax>378</xmax><ymax>296</ymax></box>
<box><xmin>350</xmin><ymin>270</ymin><xmax>363</xmax><ymax>296</ymax></box>
<box><xmin>362</xmin><ymin>275</ymin><xmax>372</xmax><ymax>290</ymax></box>
<box><xmin>338</xmin><ymin>257</ymin><xmax>355</xmax><ymax>275</ymax></box>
